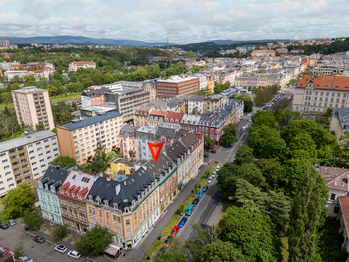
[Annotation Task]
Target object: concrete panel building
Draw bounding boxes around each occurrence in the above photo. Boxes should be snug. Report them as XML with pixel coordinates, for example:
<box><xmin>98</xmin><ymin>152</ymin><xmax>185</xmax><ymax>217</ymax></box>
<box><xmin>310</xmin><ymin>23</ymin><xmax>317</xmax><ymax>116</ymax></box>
<box><xmin>56</xmin><ymin>112</ymin><xmax>123</xmax><ymax>165</ymax></box>
<box><xmin>12</xmin><ymin>86</ymin><xmax>55</xmax><ymax>130</ymax></box>
<box><xmin>156</xmin><ymin>76</ymin><xmax>199</xmax><ymax>100</ymax></box>
<box><xmin>0</xmin><ymin>130</ymin><xmax>59</xmax><ymax>196</ymax></box>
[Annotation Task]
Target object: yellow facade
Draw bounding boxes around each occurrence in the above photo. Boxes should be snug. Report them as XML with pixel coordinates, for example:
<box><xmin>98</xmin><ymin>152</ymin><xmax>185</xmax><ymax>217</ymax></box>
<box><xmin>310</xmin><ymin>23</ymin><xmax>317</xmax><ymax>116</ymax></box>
<box><xmin>207</xmin><ymin>76</ymin><xmax>214</xmax><ymax>94</ymax></box>
<box><xmin>106</xmin><ymin>158</ymin><xmax>134</xmax><ymax>178</ymax></box>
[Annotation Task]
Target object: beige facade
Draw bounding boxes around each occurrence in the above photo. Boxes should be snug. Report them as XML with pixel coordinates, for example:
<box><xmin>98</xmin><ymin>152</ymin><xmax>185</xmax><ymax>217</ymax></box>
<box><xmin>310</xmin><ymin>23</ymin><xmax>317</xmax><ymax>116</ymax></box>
<box><xmin>12</xmin><ymin>86</ymin><xmax>55</xmax><ymax>130</ymax></box>
<box><xmin>133</xmin><ymin>106</ymin><xmax>151</xmax><ymax>127</ymax></box>
<box><xmin>312</xmin><ymin>65</ymin><xmax>341</xmax><ymax>76</ymax></box>
<box><xmin>57</xmin><ymin>112</ymin><xmax>123</xmax><ymax>165</ymax></box>
<box><xmin>0</xmin><ymin>131</ymin><xmax>59</xmax><ymax>196</ymax></box>
<box><xmin>68</xmin><ymin>61</ymin><xmax>96</xmax><ymax>71</ymax></box>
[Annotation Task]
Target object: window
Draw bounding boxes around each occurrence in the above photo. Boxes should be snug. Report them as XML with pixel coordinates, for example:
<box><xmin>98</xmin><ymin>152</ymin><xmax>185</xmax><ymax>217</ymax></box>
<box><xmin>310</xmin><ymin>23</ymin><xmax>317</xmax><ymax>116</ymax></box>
<box><xmin>330</xmin><ymin>194</ymin><xmax>336</xmax><ymax>200</ymax></box>
<box><xmin>117</xmin><ymin>216</ymin><xmax>121</xmax><ymax>223</ymax></box>
<box><xmin>106</xmin><ymin>213</ymin><xmax>109</xmax><ymax>220</ymax></box>
<box><xmin>113</xmin><ymin>215</ymin><xmax>116</xmax><ymax>222</ymax></box>
<box><xmin>126</xmin><ymin>219</ymin><xmax>130</xmax><ymax>226</ymax></box>
<box><xmin>127</xmin><ymin>231</ymin><xmax>131</xmax><ymax>238</ymax></box>
<box><xmin>99</xmin><ymin>210</ymin><xmax>102</xmax><ymax>217</ymax></box>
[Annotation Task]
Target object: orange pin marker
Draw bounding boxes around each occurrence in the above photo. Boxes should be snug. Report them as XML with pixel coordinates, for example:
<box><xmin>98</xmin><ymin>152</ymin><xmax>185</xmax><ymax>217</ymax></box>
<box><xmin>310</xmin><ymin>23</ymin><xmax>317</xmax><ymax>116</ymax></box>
<box><xmin>147</xmin><ymin>142</ymin><xmax>164</xmax><ymax>163</ymax></box>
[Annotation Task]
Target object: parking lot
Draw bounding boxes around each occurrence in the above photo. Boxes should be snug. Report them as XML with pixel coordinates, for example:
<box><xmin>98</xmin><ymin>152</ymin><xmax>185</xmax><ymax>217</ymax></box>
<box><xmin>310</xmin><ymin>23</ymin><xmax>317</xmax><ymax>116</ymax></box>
<box><xmin>0</xmin><ymin>220</ymin><xmax>94</xmax><ymax>262</ymax></box>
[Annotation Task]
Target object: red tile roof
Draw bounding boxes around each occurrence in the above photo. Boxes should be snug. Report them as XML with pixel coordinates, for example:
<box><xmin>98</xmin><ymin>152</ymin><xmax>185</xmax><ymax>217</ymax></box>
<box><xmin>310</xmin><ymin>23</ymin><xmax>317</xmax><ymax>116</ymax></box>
<box><xmin>339</xmin><ymin>195</ymin><xmax>349</xmax><ymax>236</ymax></box>
<box><xmin>69</xmin><ymin>61</ymin><xmax>95</xmax><ymax>65</ymax></box>
<box><xmin>297</xmin><ymin>75</ymin><xmax>349</xmax><ymax>91</ymax></box>
<box><xmin>150</xmin><ymin>110</ymin><xmax>167</xmax><ymax>116</ymax></box>
<box><xmin>319</xmin><ymin>166</ymin><xmax>348</xmax><ymax>192</ymax></box>
<box><xmin>164</xmin><ymin>112</ymin><xmax>184</xmax><ymax>122</ymax></box>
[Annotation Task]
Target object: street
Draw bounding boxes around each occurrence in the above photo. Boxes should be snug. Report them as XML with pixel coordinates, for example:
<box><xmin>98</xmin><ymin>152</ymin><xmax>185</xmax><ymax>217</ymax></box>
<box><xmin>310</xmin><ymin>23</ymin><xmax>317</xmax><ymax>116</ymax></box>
<box><xmin>0</xmin><ymin>223</ymin><xmax>91</xmax><ymax>262</ymax></box>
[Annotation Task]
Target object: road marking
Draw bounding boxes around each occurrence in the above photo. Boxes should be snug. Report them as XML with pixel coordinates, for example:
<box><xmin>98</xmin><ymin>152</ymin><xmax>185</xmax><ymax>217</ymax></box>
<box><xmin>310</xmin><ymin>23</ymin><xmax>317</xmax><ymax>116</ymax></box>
<box><xmin>217</xmin><ymin>147</ymin><xmax>222</xmax><ymax>153</ymax></box>
<box><xmin>204</xmin><ymin>204</ymin><xmax>208</xmax><ymax>210</ymax></box>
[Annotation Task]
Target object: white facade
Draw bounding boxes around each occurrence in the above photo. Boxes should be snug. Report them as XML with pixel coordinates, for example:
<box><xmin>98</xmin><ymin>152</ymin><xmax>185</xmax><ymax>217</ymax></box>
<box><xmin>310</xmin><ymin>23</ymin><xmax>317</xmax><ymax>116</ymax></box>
<box><xmin>188</xmin><ymin>99</ymin><xmax>204</xmax><ymax>115</ymax></box>
<box><xmin>196</xmin><ymin>74</ymin><xmax>208</xmax><ymax>90</ymax></box>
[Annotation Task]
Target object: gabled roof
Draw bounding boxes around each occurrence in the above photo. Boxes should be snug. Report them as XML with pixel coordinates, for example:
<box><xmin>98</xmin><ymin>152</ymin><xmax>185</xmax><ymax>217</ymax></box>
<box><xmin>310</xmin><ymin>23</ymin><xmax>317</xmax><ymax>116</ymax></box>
<box><xmin>165</xmin><ymin>140</ymin><xmax>188</xmax><ymax>163</ymax></box>
<box><xmin>150</xmin><ymin>110</ymin><xmax>167</xmax><ymax>117</ymax></box>
<box><xmin>38</xmin><ymin>165</ymin><xmax>69</xmax><ymax>192</ymax></box>
<box><xmin>164</xmin><ymin>112</ymin><xmax>184</xmax><ymax>122</ymax></box>
<box><xmin>319</xmin><ymin>166</ymin><xmax>348</xmax><ymax>192</ymax></box>
<box><xmin>87</xmin><ymin>167</ymin><xmax>155</xmax><ymax>212</ymax></box>
<box><xmin>154</xmin><ymin>127</ymin><xmax>175</xmax><ymax>140</ymax></box>
<box><xmin>297</xmin><ymin>75</ymin><xmax>349</xmax><ymax>91</ymax></box>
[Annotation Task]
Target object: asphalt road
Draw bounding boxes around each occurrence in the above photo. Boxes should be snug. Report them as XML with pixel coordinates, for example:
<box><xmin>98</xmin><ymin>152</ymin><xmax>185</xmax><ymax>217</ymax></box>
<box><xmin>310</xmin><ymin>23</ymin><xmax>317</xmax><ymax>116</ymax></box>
<box><xmin>0</xmin><ymin>223</ymin><xmax>87</xmax><ymax>262</ymax></box>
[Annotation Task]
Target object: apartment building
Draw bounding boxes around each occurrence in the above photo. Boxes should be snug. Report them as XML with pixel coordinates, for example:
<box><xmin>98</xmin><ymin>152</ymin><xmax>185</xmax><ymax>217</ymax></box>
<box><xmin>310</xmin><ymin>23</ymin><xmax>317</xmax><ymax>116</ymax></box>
<box><xmin>119</xmin><ymin>125</ymin><xmax>139</xmax><ymax>159</ymax></box>
<box><xmin>198</xmin><ymin>113</ymin><xmax>225</xmax><ymax>145</ymax></box>
<box><xmin>12</xmin><ymin>86</ymin><xmax>55</xmax><ymax>131</ymax></box>
<box><xmin>134</xmin><ymin>106</ymin><xmax>152</xmax><ymax>127</ymax></box>
<box><xmin>136</xmin><ymin>126</ymin><xmax>157</xmax><ymax>161</ymax></box>
<box><xmin>292</xmin><ymin>75</ymin><xmax>349</xmax><ymax>113</ymax></box>
<box><xmin>85</xmin><ymin>167</ymin><xmax>160</xmax><ymax>248</ymax></box>
<box><xmin>330</xmin><ymin>107</ymin><xmax>349</xmax><ymax>143</ymax></box>
<box><xmin>219</xmin><ymin>70</ymin><xmax>236</xmax><ymax>86</ymax></box>
<box><xmin>163</xmin><ymin>112</ymin><xmax>184</xmax><ymax>130</ymax></box>
<box><xmin>0</xmin><ymin>131</ymin><xmax>59</xmax><ymax>196</ymax></box>
<box><xmin>252</xmin><ymin>50</ymin><xmax>275</xmax><ymax>57</ymax></box>
<box><xmin>68</xmin><ymin>61</ymin><xmax>96</xmax><ymax>71</ymax></box>
<box><xmin>37</xmin><ymin>165</ymin><xmax>69</xmax><ymax>224</ymax></box>
<box><xmin>142</xmin><ymin>80</ymin><xmax>157</xmax><ymax>101</ymax></box>
<box><xmin>312</xmin><ymin>65</ymin><xmax>342</xmax><ymax>76</ymax></box>
<box><xmin>149</xmin><ymin>110</ymin><xmax>166</xmax><ymax>128</ymax></box>
<box><xmin>180</xmin><ymin>115</ymin><xmax>201</xmax><ymax>132</ymax></box>
<box><xmin>154</xmin><ymin>127</ymin><xmax>175</xmax><ymax>147</ymax></box>
<box><xmin>81</xmin><ymin>88</ymin><xmax>109</xmax><ymax>108</ymax></box>
<box><xmin>203</xmin><ymin>96</ymin><xmax>221</xmax><ymax>114</ymax></box>
<box><xmin>104</xmin><ymin>87</ymin><xmax>150</xmax><ymax>122</ymax></box>
<box><xmin>5</xmin><ymin>70</ymin><xmax>30</xmax><ymax>81</ymax></box>
<box><xmin>187</xmin><ymin>96</ymin><xmax>205</xmax><ymax>115</ymax></box>
<box><xmin>106</xmin><ymin>158</ymin><xmax>138</xmax><ymax>179</ymax></box>
<box><xmin>56</xmin><ymin>112</ymin><xmax>123</xmax><ymax>165</ymax></box>
<box><xmin>57</xmin><ymin>170</ymin><xmax>95</xmax><ymax>232</ymax></box>
<box><xmin>156</xmin><ymin>76</ymin><xmax>200</xmax><ymax>100</ymax></box>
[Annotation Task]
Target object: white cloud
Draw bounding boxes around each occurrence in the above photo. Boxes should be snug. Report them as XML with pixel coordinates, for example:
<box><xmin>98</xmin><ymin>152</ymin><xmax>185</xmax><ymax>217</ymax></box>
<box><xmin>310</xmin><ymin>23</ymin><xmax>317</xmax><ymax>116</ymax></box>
<box><xmin>0</xmin><ymin>12</ymin><xmax>19</xmax><ymax>20</ymax></box>
<box><xmin>202</xmin><ymin>1</ymin><xmax>220</xmax><ymax>10</ymax></box>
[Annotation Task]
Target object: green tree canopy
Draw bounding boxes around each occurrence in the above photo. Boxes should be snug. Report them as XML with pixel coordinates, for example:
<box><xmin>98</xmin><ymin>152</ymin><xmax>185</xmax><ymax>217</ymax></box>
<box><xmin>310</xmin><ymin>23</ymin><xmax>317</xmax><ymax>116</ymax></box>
<box><xmin>1</xmin><ymin>184</ymin><xmax>35</xmax><ymax>219</ymax></box>
<box><xmin>288</xmin><ymin>162</ymin><xmax>329</xmax><ymax>262</ymax></box>
<box><xmin>75</xmin><ymin>225</ymin><xmax>113</xmax><ymax>255</ymax></box>
<box><xmin>252</xmin><ymin>110</ymin><xmax>276</xmax><ymax>129</ymax></box>
<box><xmin>51</xmin><ymin>155</ymin><xmax>77</xmax><ymax>168</ymax></box>
<box><xmin>219</xmin><ymin>206</ymin><xmax>283</xmax><ymax>262</ymax></box>
<box><xmin>52</xmin><ymin>101</ymin><xmax>73</xmax><ymax>125</ymax></box>
<box><xmin>248</xmin><ymin>125</ymin><xmax>279</xmax><ymax>155</ymax></box>
<box><xmin>200</xmin><ymin>240</ymin><xmax>246</xmax><ymax>262</ymax></box>
<box><xmin>260</xmin><ymin>136</ymin><xmax>287</xmax><ymax>160</ymax></box>
<box><xmin>35</xmin><ymin>122</ymin><xmax>45</xmax><ymax>132</ymax></box>
<box><xmin>154</xmin><ymin>237</ymin><xmax>189</xmax><ymax>262</ymax></box>
<box><xmin>233</xmin><ymin>145</ymin><xmax>255</xmax><ymax>165</ymax></box>
<box><xmin>22</xmin><ymin>210</ymin><xmax>43</xmax><ymax>230</ymax></box>
<box><xmin>221</xmin><ymin>123</ymin><xmax>237</xmax><ymax>147</ymax></box>
<box><xmin>204</xmin><ymin>136</ymin><xmax>215</xmax><ymax>148</ymax></box>
<box><xmin>275</xmin><ymin>109</ymin><xmax>302</xmax><ymax>126</ymax></box>
<box><xmin>53</xmin><ymin>224</ymin><xmax>69</xmax><ymax>239</ymax></box>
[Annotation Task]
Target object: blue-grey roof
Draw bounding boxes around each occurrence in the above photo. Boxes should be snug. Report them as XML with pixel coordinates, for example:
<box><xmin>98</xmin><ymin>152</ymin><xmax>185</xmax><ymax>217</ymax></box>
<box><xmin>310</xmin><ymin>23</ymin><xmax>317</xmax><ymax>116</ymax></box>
<box><xmin>58</xmin><ymin>112</ymin><xmax>122</xmax><ymax>131</ymax></box>
<box><xmin>38</xmin><ymin>165</ymin><xmax>69</xmax><ymax>192</ymax></box>
<box><xmin>87</xmin><ymin>167</ymin><xmax>155</xmax><ymax>212</ymax></box>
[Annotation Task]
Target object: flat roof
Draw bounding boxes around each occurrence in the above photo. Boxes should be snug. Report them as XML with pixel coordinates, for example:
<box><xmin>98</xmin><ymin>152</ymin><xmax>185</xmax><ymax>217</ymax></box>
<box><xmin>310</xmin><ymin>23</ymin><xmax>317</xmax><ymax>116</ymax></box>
<box><xmin>58</xmin><ymin>111</ymin><xmax>122</xmax><ymax>131</ymax></box>
<box><xmin>11</xmin><ymin>86</ymin><xmax>47</xmax><ymax>94</ymax></box>
<box><xmin>0</xmin><ymin>131</ymin><xmax>56</xmax><ymax>153</ymax></box>
<box><xmin>157</xmin><ymin>76</ymin><xmax>199</xmax><ymax>83</ymax></box>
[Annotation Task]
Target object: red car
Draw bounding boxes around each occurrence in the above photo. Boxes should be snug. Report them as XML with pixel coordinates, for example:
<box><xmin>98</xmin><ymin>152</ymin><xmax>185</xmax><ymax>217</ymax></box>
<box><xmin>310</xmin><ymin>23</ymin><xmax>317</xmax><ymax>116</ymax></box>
<box><xmin>171</xmin><ymin>225</ymin><xmax>179</xmax><ymax>236</ymax></box>
<box><xmin>0</xmin><ymin>246</ymin><xmax>10</xmax><ymax>254</ymax></box>
<box><xmin>209</xmin><ymin>150</ymin><xmax>216</xmax><ymax>153</ymax></box>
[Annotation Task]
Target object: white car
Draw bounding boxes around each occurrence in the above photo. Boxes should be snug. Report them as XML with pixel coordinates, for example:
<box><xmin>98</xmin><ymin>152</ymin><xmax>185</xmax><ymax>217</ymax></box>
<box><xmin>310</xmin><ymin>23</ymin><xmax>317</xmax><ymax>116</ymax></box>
<box><xmin>19</xmin><ymin>257</ymin><xmax>33</xmax><ymax>262</ymax></box>
<box><xmin>216</xmin><ymin>166</ymin><xmax>220</xmax><ymax>171</ymax></box>
<box><xmin>68</xmin><ymin>250</ymin><xmax>81</xmax><ymax>259</ymax></box>
<box><xmin>55</xmin><ymin>245</ymin><xmax>67</xmax><ymax>254</ymax></box>
<box><xmin>207</xmin><ymin>176</ymin><xmax>213</xmax><ymax>184</ymax></box>
<box><xmin>212</xmin><ymin>171</ymin><xmax>216</xmax><ymax>178</ymax></box>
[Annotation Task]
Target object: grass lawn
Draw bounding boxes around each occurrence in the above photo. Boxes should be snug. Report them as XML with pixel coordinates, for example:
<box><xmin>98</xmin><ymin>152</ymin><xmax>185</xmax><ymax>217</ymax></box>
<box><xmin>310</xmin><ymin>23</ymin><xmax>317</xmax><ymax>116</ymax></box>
<box><xmin>50</xmin><ymin>92</ymin><xmax>81</xmax><ymax>104</ymax></box>
<box><xmin>142</xmin><ymin>164</ymin><xmax>218</xmax><ymax>261</ymax></box>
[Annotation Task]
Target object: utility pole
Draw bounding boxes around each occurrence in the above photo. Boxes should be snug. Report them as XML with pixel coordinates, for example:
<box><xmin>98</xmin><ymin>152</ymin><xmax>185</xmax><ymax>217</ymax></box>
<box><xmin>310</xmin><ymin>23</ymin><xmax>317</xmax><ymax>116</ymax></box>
<box><xmin>167</xmin><ymin>37</ymin><xmax>169</xmax><ymax>49</ymax></box>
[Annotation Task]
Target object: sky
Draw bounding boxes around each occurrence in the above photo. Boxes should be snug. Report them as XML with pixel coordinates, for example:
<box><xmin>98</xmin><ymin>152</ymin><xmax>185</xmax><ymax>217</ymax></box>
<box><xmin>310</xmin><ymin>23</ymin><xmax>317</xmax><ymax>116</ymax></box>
<box><xmin>0</xmin><ymin>0</ymin><xmax>348</xmax><ymax>44</ymax></box>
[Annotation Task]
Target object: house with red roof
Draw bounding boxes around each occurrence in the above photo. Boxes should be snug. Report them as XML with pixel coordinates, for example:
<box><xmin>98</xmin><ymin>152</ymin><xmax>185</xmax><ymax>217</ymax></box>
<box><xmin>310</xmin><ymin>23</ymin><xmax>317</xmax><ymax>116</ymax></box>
<box><xmin>163</xmin><ymin>112</ymin><xmax>184</xmax><ymax>130</ymax></box>
<box><xmin>149</xmin><ymin>110</ymin><xmax>167</xmax><ymax>128</ymax></box>
<box><xmin>69</xmin><ymin>61</ymin><xmax>96</xmax><ymax>71</ymax></box>
<box><xmin>57</xmin><ymin>170</ymin><xmax>96</xmax><ymax>232</ymax></box>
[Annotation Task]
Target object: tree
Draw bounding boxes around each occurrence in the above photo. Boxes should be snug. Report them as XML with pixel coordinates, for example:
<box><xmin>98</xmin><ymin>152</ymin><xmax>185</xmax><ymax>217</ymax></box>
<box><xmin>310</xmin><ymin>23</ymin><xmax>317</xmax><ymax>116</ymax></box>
<box><xmin>14</xmin><ymin>246</ymin><xmax>26</xmax><ymax>259</ymax></box>
<box><xmin>221</xmin><ymin>123</ymin><xmax>237</xmax><ymax>147</ymax></box>
<box><xmin>204</xmin><ymin>136</ymin><xmax>215</xmax><ymax>148</ymax></box>
<box><xmin>236</xmin><ymin>95</ymin><xmax>253</xmax><ymax>113</ymax></box>
<box><xmin>52</xmin><ymin>101</ymin><xmax>73</xmax><ymax>125</ymax></box>
<box><xmin>75</xmin><ymin>225</ymin><xmax>113</xmax><ymax>255</ymax></box>
<box><xmin>0</xmin><ymin>184</ymin><xmax>35</xmax><ymax>219</ymax></box>
<box><xmin>288</xmin><ymin>133</ymin><xmax>317</xmax><ymax>161</ymax></box>
<box><xmin>53</xmin><ymin>224</ymin><xmax>69</xmax><ymax>239</ymax></box>
<box><xmin>35</xmin><ymin>122</ymin><xmax>45</xmax><ymax>132</ymax></box>
<box><xmin>219</xmin><ymin>206</ymin><xmax>283</xmax><ymax>262</ymax></box>
<box><xmin>260</xmin><ymin>136</ymin><xmax>287</xmax><ymax>160</ymax></box>
<box><xmin>275</xmin><ymin>109</ymin><xmax>301</xmax><ymax>126</ymax></box>
<box><xmin>200</xmin><ymin>240</ymin><xmax>246</xmax><ymax>262</ymax></box>
<box><xmin>288</xmin><ymin>162</ymin><xmax>328</xmax><ymax>262</ymax></box>
<box><xmin>233</xmin><ymin>145</ymin><xmax>255</xmax><ymax>165</ymax></box>
<box><xmin>252</xmin><ymin>110</ymin><xmax>276</xmax><ymax>129</ymax></box>
<box><xmin>235</xmin><ymin>179</ymin><xmax>291</xmax><ymax>237</ymax></box>
<box><xmin>51</xmin><ymin>155</ymin><xmax>77</xmax><ymax>168</ymax></box>
<box><xmin>248</xmin><ymin>125</ymin><xmax>279</xmax><ymax>155</ymax></box>
<box><xmin>22</xmin><ymin>211</ymin><xmax>43</xmax><ymax>230</ymax></box>
<box><xmin>154</xmin><ymin>236</ymin><xmax>189</xmax><ymax>262</ymax></box>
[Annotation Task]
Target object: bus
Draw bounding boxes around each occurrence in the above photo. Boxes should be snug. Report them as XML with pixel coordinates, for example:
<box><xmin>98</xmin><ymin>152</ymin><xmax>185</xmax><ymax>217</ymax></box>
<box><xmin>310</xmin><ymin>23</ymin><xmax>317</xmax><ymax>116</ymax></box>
<box><xmin>185</xmin><ymin>204</ymin><xmax>194</xmax><ymax>216</ymax></box>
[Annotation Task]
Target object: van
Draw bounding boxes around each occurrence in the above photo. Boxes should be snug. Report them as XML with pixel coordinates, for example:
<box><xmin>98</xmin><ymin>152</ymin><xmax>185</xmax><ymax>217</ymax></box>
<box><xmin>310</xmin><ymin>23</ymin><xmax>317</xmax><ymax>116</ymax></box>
<box><xmin>185</xmin><ymin>204</ymin><xmax>194</xmax><ymax>216</ymax></box>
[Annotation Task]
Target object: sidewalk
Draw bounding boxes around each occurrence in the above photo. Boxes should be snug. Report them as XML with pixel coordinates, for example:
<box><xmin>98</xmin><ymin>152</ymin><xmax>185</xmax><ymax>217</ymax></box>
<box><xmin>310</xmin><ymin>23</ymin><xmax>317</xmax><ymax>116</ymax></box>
<box><xmin>118</xmin><ymin>160</ymin><xmax>215</xmax><ymax>262</ymax></box>
<box><xmin>29</xmin><ymin>220</ymin><xmax>109</xmax><ymax>262</ymax></box>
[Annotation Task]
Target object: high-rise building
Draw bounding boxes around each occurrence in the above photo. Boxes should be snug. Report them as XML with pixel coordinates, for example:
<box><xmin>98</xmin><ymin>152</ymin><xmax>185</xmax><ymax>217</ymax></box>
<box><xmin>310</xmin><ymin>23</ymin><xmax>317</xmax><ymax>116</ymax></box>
<box><xmin>156</xmin><ymin>76</ymin><xmax>200</xmax><ymax>100</ymax></box>
<box><xmin>0</xmin><ymin>130</ymin><xmax>59</xmax><ymax>196</ymax></box>
<box><xmin>11</xmin><ymin>86</ymin><xmax>55</xmax><ymax>130</ymax></box>
<box><xmin>0</xmin><ymin>39</ymin><xmax>10</xmax><ymax>47</ymax></box>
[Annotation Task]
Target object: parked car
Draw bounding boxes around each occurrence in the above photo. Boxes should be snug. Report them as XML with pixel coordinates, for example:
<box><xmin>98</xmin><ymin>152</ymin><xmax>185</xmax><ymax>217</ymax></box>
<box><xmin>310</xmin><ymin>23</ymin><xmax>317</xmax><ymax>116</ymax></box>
<box><xmin>202</xmin><ymin>185</ymin><xmax>208</xmax><ymax>192</ymax></box>
<box><xmin>33</xmin><ymin>236</ymin><xmax>45</xmax><ymax>244</ymax></box>
<box><xmin>212</xmin><ymin>171</ymin><xmax>216</xmax><ymax>178</ymax></box>
<box><xmin>67</xmin><ymin>250</ymin><xmax>81</xmax><ymax>259</ymax></box>
<box><xmin>209</xmin><ymin>150</ymin><xmax>216</xmax><ymax>153</ymax></box>
<box><xmin>163</xmin><ymin>236</ymin><xmax>172</xmax><ymax>247</ymax></box>
<box><xmin>198</xmin><ymin>190</ymin><xmax>203</xmax><ymax>198</ymax></box>
<box><xmin>178</xmin><ymin>217</ymin><xmax>188</xmax><ymax>228</ymax></box>
<box><xmin>216</xmin><ymin>166</ymin><xmax>220</xmax><ymax>171</ymax></box>
<box><xmin>0</xmin><ymin>223</ymin><xmax>9</xmax><ymax>229</ymax></box>
<box><xmin>0</xmin><ymin>246</ymin><xmax>10</xmax><ymax>254</ymax></box>
<box><xmin>7</xmin><ymin>219</ymin><xmax>16</xmax><ymax>226</ymax></box>
<box><xmin>204</xmin><ymin>153</ymin><xmax>209</xmax><ymax>158</ymax></box>
<box><xmin>19</xmin><ymin>257</ymin><xmax>33</xmax><ymax>262</ymax></box>
<box><xmin>24</xmin><ymin>225</ymin><xmax>32</xmax><ymax>231</ymax></box>
<box><xmin>55</xmin><ymin>245</ymin><xmax>67</xmax><ymax>254</ymax></box>
<box><xmin>207</xmin><ymin>177</ymin><xmax>213</xmax><ymax>184</ymax></box>
<box><xmin>192</xmin><ymin>198</ymin><xmax>199</xmax><ymax>207</ymax></box>
<box><xmin>171</xmin><ymin>225</ymin><xmax>179</xmax><ymax>236</ymax></box>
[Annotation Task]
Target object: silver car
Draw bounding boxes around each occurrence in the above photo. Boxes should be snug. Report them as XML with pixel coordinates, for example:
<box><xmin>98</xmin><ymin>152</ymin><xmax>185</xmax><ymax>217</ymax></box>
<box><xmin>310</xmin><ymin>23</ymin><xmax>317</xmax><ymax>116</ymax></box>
<box><xmin>207</xmin><ymin>176</ymin><xmax>213</xmax><ymax>184</ymax></box>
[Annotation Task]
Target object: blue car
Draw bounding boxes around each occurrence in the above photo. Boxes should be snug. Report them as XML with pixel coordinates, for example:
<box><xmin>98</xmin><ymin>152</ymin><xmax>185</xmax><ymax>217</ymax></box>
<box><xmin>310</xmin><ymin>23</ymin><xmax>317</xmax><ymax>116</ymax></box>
<box><xmin>178</xmin><ymin>217</ymin><xmax>188</xmax><ymax>228</ymax></box>
<box><xmin>198</xmin><ymin>190</ymin><xmax>203</xmax><ymax>198</ymax></box>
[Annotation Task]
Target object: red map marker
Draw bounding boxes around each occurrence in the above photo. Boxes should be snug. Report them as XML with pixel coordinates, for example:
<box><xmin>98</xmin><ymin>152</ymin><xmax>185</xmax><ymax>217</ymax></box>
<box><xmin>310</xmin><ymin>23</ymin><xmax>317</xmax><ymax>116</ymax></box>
<box><xmin>147</xmin><ymin>142</ymin><xmax>164</xmax><ymax>163</ymax></box>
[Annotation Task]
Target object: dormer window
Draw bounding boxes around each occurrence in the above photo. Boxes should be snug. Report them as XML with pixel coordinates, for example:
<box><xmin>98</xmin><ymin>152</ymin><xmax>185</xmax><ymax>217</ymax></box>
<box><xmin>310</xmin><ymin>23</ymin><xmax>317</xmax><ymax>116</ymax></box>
<box><xmin>60</xmin><ymin>188</ymin><xmax>64</xmax><ymax>194</ymax></box>
<box><xmin>66</xmin><ymin>190</ymin><xmax>70</xmax><ymax>196</ymax></box>
<box><xmin>78</xmin><ymin>194</ymin><xmax>82</xmax><ymax>200</ymax></box>
<box><xmin>72</xmin><ymin>192</ymin><xmax>75</xmax><ymax>197</ymax></box>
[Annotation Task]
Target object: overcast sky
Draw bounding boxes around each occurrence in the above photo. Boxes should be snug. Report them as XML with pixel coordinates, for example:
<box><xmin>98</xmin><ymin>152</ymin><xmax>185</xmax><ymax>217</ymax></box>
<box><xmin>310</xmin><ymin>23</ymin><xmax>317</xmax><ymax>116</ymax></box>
<box><xmin>0</xmin><ymin>0</ymin><xmax>348</xmax><ymax>44</ymax></box>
